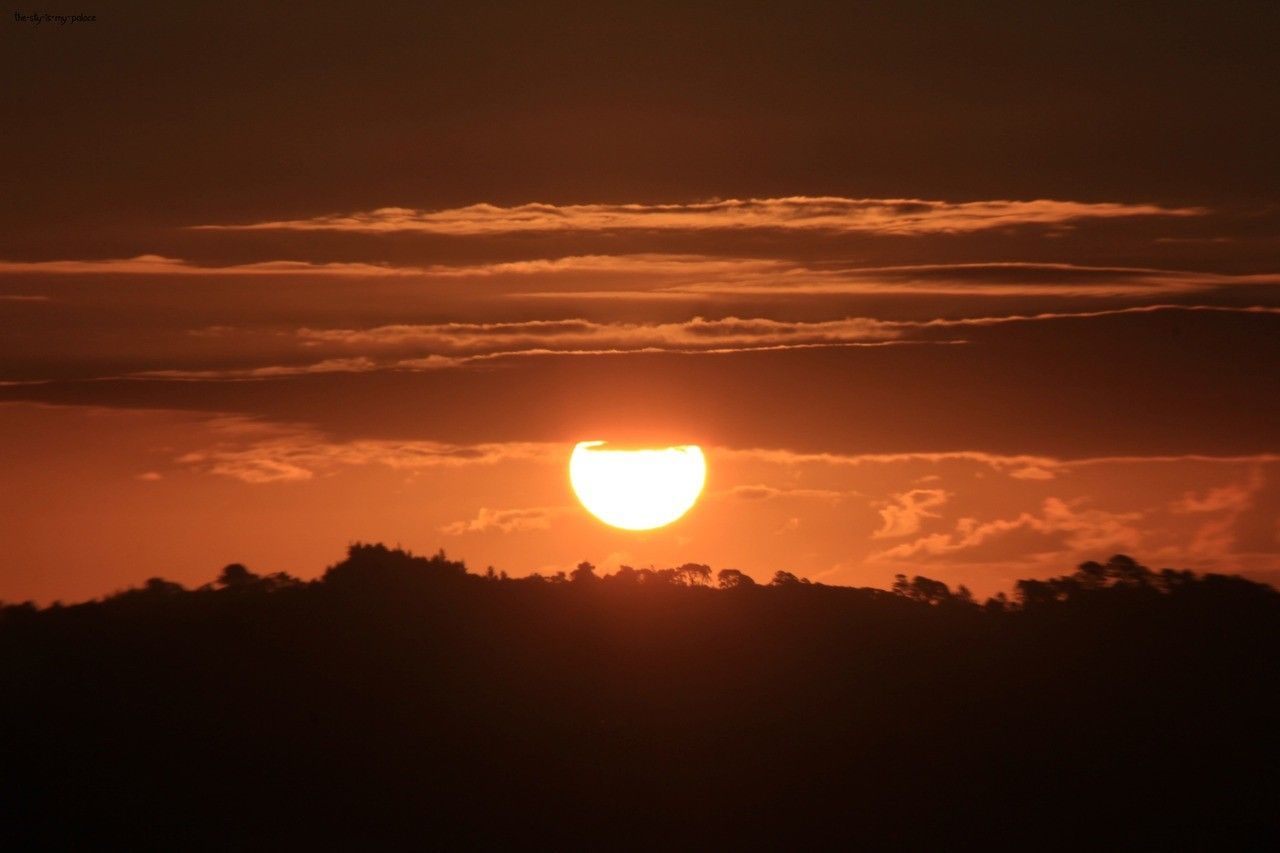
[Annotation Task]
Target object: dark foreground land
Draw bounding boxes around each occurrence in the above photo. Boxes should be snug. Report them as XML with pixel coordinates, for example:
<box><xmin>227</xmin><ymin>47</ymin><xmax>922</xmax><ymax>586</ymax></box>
<box><xmin>2</xmin><ymin>546</ymin><xmax>1277</xmax><ymax>848</ymax></box>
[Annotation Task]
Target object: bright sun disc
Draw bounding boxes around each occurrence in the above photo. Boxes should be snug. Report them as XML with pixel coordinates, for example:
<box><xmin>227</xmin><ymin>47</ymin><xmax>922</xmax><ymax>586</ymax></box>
<box><xmin>569</xmin><ymin>441</ymin><xmax>707</xmax><ymax>530</ymax></box>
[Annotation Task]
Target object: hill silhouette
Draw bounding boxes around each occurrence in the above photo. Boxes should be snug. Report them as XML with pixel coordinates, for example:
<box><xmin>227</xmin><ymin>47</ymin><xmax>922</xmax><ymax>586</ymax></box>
<box><xmin>2</xmin><ymin>546</ymin><xmax>1277</xmax><ymax>847</ymax></box>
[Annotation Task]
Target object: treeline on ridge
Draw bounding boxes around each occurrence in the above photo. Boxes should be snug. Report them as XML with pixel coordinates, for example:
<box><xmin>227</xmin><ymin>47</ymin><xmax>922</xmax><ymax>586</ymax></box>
<box><xmin>3</xmin><ymin>543</ymin><xmax>1273</xmax><ymax>619</ymax></box>
<box><xmin>1</xmin><ymin>544</ymin><xmax>1277</xmax><ymax>847</ymax></box>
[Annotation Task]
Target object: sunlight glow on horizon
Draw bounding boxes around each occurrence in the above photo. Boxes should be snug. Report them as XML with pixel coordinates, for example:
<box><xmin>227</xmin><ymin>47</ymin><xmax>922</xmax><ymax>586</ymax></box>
<box><xmin>569</xmin><ymin>441</ymin><xmax>707</xmax><ymax>531</ymax></box>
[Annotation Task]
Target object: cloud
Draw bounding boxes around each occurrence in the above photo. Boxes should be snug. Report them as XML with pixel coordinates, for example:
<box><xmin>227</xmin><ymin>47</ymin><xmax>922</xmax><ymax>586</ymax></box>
<box><xmin>501</xmin><ymin>262</ymin><xmax>1280</xmax><ymax>300</ymax></box>
<box><xmin>295</xmin><ymin>316</ymin><xmax>903</xmax><ymax>352</ymax></box>
<box><xmin>177</xmin><ymin>419</ymin><xmax>560</xmax><ymax>483</ymax></box>
<box><xmin>123</xmin><ymin>304</ymin><xmax>1279</xmax><ymax>382</ymax></box>
<box><xmin>1165</xmin><ymin>469</ymin><xmax>1271</xmax><ymax>560</ymax></box>
<box><xmin>440</xmin><ymin>506</ymin><xmax>569</xmax><ymax>535</ymax></box>
<box><xmin>1009</xmin><ymin>466</ymin><xmax>1057</xmax><ymax>480</ymax></box>
<box><xmin>6</xmin><ymin>250</ymin><xmax>1275</xmax><ymax>305</ymax></box>
<box><xmin>1229</xmin><ymin>473</ymin><xmax>1280</xmax><ymax>556</ymax></box>
<box><xmin>719</xmin><ymin>447</ymin><xmax>1067</xmax><ymax>473</ymax></box>
<box><xmin>177</xmin><ymin>418</ymin><xmax>1280</xmax><ymax>493</ymax></box>
<box><xmin>0</xmin><ymin>252</ymin><xmax>778</xmax><ymax>280</ymax></box>
<box><xmin>131</xmin><ymin>343</ymin><xmax>930</xmax><ymax>381</ymax></box>
<box><xmin>193</xmin><ymin>197</ymin><xmax>1205</xmax><ymax>236</ymax></box>
<box><xmin>720</xmin><ymin>484</ymin><xmax>846</xmax><ymax>501</ymax></box>
<box><xmin>0</xmin><ymin>255</ymin><xmax>429</xmax><ymax>276</ymax></box>
<box><xmin>872</xmin><ymin>498</ymin><xmax>1144</xmax><ymax>564</ymax></box>
<box><xmin>139</xmin><ymin>357</ymin><xmax>388</xmax><ymax>381</ymax></box>
<box><xmin>422</xmin><ymin>254</ymin><xmax>786</xmax><ymax>278</ymax></box>
<box><xmin>197</xmin><ymin>455</ymin><xmax>315</xmax><ymax>484</ymax></box>
<box><xmin>1170</xmin><ymin>472</ymin><xmax>1263</xmax><ymax>514</ymax></box>
<box><xmin>128</xmin><ymin>321</ymin><xmax>946</xmax><ymax>381</ymax></box>
<box><xmin>911</xmin><ymin>302</ymin><xmax>1280</xmax><ymax>328</ymax></box>
<box><xmin>874</xmin><ymin>489</ymin><xmax>950</xmax><ymax>538</ymax></box>
<box><xmin>721</xmin><ymin>446</ymin><xmax>1280</xmax><ymax>475</ymax></box>
<box><xmin>1064</xmin><ymin>453</ymin><xmax>1280</xmax><ymax>468</ymax></box>
<box><xmin>655</xmin><ymin>266</ymin><xmax>1280</xmax><ymax>299</ymax></box>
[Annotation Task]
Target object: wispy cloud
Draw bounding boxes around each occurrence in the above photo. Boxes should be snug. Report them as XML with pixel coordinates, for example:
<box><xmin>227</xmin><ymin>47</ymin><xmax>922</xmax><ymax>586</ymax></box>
<box><xmin>290</xmin><ymin>306</ymin><xmax>1280</xmax><ymax>358</ymax></box>
<box><xmin>719</xmin><ymin>484</ymin><xmax>847</xmax><ymax>501</ymax></box>
<box><xmin>499</xmin><ymin>260</ymin><xmax>1280</xmax><ymax>299</ymax></box>
<box><xmin>650</xmin><ymin>264</ymin><xmax>1280</xmax><ymax>299</ymax></box>
<box><xmin>193</xmin><ymin>197</ymin><xmax>1205</xmax><ymax>236</ymax></box>
<box><xmin>874</xmin><ymin>489</ymin><xmax>950</xmax><ymax>538</ymax></box>
<box><xmin>178</xmin><ymin>419</ymin><xmax>560</xmax><ymax>483</ymax></box>
<box><xmin>440</xmin><ymin>506</ymin><xmax>572</xmax><ymax>535</ymax></box>
<box><xmin>421</xmin><ymin>254</ymin><xmax>783</xmax><ymax>278</ymax></box>
<box><xmin>148</xmin><ymin>357</ymin><xmax>386</xmax><ymax>380</ymax></box>
<box><xmin>86</xmin><ymin>303</ymin><xmax>1278</xmax><ymax>382</ymax></box>
<box><xmin>130</xmin><ymin>341</ymin><xmax>945</xmax><ymax>382</ymax></box>
<box><xmin>1169</xmin><ymin>469</ymin><xmax>1266</xmax><ymax>514</ymax></box>
<box><xmin>720</xmin><ymin>446</ymin><xmax>1280</xmax><ymax>476</ymax></box>
<box><xmin>909</xmin><ymin>302</ymin><xmax>1280</xmax><ymax>328</ymax></box>
<box><xmin>0</xmin><ymin>252</ymin><xmax>771</xmax><ymax>279</ymax></box>
<box><xmin>6</xmin><ymin>252</ymin><xmax>1274</xmax><ymax>303</ymax></box>
<box><xmin>0</xmin><ymin>255</ymin><xmax>425</xmax><ymax>276</ymax></box>
<box><xmin>871</xmin><ymin>498</ymin><xmax>1144</xmax><ymax>564</ymax></box>
<box><xmin>295</xmin><ymin>316</ymin><xmax>904</xmax><ymax>351</ymax></box>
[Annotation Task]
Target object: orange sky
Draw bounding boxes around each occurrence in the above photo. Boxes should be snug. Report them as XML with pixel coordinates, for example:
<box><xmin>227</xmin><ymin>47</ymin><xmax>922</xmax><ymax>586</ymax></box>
<box><xmin>3</xmin><ymin>2</ymin><xmax>1278</xmax><ymax>602</ymax></box>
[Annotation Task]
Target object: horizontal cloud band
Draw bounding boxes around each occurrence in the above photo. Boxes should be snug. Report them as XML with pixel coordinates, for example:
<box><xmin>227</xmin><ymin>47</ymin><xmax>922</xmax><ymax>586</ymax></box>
<box><xmin>191</xmin><ymin>196</ymin><xmax>1205</xmax><ymax>235</ymax></box>
<box><xmin>124</xmin><ymin>304</ymin><xmax>1278</xmax><ymax>381</ymax></box>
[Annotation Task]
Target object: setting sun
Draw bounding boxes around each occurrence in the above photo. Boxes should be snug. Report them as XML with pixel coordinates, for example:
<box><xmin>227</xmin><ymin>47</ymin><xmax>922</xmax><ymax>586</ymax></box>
<box><xmin>569</xmin><ymin>441</ymin><xmax>707</xmax><ymax>531</ymax></box>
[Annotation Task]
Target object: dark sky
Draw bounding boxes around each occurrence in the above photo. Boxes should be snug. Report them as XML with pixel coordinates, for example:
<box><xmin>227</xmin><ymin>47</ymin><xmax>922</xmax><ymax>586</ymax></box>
<box><xmin>6</xmin><ymin>1</ymin><xmax>1279</xmax><ymax>243</ymax></box>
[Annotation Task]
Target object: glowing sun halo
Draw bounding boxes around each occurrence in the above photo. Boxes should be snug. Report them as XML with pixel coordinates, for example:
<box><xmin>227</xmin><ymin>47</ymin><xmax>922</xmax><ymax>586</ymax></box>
<box><xmin>569</xmin><ymin>441</ymin><xmax>707</xmax><ymax>530</ymax></box>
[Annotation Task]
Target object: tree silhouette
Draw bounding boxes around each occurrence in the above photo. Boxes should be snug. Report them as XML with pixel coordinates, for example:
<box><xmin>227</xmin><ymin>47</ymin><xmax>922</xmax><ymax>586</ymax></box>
<box><xmin>675</xmin><ymin>562</ymin><xmax>713</xmax><ymax>587</ymax></box>
<box><xmin>893</xmin><ymin>574</ymin><xmax>954</xmax><ymax>605</ymax></box>
<box><xmin>717</xmin><ymin>568</ymin><xmax>756</xmax><ymax>589</ymax></box>
<box><xmin>1</xmin><ymin>549</ymin><xmax>1275</xmax><ymax>848</ymax></box>
<box><xmin>570</xmin><ymin>561</ymin><xmax>598</xmax><ymax>583</ymax></box>
<box><xmin>217</xmin><ymin>563</ymin><xmax>259</xmax><ymax>588</ymax></box>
